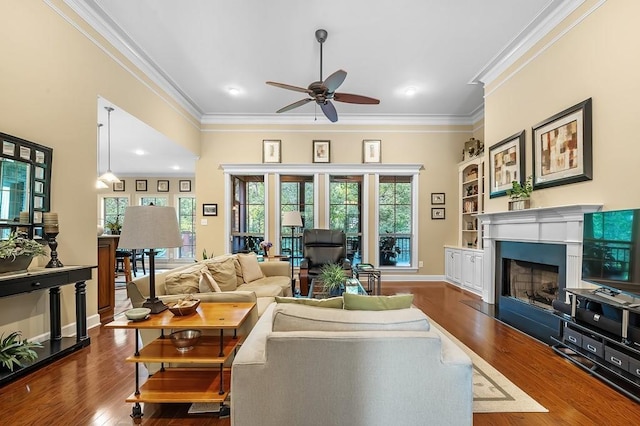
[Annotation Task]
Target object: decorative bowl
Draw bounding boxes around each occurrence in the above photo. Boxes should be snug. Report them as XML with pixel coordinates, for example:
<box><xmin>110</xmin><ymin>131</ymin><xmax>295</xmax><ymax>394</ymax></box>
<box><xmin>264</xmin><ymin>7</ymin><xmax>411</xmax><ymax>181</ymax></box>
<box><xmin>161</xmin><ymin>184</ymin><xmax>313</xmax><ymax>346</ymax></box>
<box><xmin>170</xmin><ymin>329</ymin><xmax>202</xmax><ymax>352</ymax></box>
<box><xmin>168</xmin><ymin>298</ymin><xmax>200</xmax><ymax>316</ymax></box>
<box><xmin>124</xmin><ymin>307</ymin><xmax>151</xmax><ymax>321</ymax></box>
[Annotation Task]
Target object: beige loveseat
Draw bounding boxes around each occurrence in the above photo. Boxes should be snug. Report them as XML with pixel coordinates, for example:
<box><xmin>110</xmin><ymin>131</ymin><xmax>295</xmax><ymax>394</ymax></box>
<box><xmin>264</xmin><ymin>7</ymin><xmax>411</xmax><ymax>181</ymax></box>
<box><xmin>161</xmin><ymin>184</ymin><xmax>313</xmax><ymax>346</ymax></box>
<box><xmin>231</xmin><ymin>301</ymin><xmax>473</xmax><ymax>426</ymax></box>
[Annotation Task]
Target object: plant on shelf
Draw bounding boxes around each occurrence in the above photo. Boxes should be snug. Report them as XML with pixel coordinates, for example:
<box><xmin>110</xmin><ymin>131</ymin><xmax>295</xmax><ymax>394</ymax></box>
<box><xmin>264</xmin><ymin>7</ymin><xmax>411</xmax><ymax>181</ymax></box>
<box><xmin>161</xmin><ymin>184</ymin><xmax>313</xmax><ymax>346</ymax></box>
<box><xmin>259</xmin><ymin>240</ymin><xmax>273</xmax><ymax>256</ymax></box>
<box><xmin>379</xmin><ymin>232</ymin><xmax>401</xmax><ymax>266</ymax></box>
<box><xmin>105</xmin><ymin>215</ymin><xmax>122</xmax><ymax>235</ymax></box>
<box><xmin>319</xmin><ymin>263</ymin><xmax>347</xmax><ymax>296</ymax></box>
<box><xmin>0</xmin><ymin>331</ymin><xmax>43</xmax><ymax>372</ymax></box>
<box><xmin>506</xmin><ymin>176</ymin><xmax>533</xmax><ymax>200</ymax></box>
<box><xmin>0</xmin><ymin>232</ymin><xmax>46</xmax><ymax>260</ymax></box>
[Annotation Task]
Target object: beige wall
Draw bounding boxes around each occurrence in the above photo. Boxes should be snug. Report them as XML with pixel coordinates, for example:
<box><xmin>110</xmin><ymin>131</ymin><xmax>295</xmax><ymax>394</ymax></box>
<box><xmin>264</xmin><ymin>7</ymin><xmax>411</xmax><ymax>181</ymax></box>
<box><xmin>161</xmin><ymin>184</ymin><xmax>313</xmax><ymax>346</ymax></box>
<box><xmin>484</xmin><ymin>0</ymin><xmax>639</xmax><ymax>212</ymax></box>
<box><xmin>197</xmin><ymin>125</ymin><xmax>471</xmax><ymax>275</ymax></box>
<box><xmin>0</xmin><ymin>1</ymin><xmax>199</xmax><ymax>339</ymax></box>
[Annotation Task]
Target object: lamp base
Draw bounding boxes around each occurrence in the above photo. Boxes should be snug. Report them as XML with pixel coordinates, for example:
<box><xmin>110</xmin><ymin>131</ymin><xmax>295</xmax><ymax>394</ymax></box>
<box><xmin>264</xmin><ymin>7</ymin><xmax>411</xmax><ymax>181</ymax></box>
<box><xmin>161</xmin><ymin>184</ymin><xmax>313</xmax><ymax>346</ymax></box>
<box><xmin>143</xmin><ymin>298</ymin><xmax>168</xmax><ymax>314</ymax></box>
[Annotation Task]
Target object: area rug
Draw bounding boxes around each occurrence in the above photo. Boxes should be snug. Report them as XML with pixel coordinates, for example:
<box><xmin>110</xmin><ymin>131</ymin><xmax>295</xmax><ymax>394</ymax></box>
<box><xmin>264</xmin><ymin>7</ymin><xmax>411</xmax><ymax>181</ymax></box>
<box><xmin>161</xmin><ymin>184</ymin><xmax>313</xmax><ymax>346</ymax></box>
<box><xmin>429</xmin><ymin>319</ymin><xmax>548</xmax><ymax>413</ymax></box>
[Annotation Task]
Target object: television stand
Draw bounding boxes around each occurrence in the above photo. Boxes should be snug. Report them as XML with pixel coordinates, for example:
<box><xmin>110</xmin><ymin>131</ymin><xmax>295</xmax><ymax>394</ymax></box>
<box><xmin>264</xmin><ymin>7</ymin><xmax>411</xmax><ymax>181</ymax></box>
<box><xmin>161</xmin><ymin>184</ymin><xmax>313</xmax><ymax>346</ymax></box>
<box><xmin>592</xmin><ymin>288</ymin><xmax>634</xmax><ymax>305</ymax></box>
<box><xmin>552</xmin><ymin>288</ymin><xmax>640</xmax><ymax>402</ymax></box>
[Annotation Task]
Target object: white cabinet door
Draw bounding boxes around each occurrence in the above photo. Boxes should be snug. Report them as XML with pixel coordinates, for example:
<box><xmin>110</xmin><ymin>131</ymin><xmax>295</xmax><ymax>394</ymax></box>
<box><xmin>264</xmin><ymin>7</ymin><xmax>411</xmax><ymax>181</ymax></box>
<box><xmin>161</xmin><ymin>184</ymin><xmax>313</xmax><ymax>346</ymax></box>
<box><xmin>461</xmin><ymin>249</ymin><xmax>483</xmax><ymax>295</ymax></box>
<box><xmin>444</xmin><ymin>248</ymin><xmax>461</xmax><ymax>285</ymax></box>
<box><xmin>472</xmin><ymin>252</ymin><xmax>484</xmax><ymax>293</ymax></box>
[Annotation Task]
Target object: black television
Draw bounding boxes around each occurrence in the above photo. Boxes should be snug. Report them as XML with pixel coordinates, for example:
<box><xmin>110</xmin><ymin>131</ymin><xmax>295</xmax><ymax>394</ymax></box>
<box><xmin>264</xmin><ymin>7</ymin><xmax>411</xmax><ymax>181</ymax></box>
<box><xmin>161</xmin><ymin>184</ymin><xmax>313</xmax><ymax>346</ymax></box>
<box><xmin>581</xmin><ymin>208</ymin><xmax>640</xmax><ymax>300</ymax></box>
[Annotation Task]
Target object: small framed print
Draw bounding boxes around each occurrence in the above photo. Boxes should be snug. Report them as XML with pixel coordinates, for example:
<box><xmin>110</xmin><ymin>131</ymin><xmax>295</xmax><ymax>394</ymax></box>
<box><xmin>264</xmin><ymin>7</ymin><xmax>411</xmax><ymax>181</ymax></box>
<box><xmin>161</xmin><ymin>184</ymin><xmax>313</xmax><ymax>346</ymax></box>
<box><xmin>157</xmin><ymin>180</ymin><xmax>169</xmax><ymax>192</ymax></box>
<box><xmin>179</xmin><ymin>180</ymin><xmax>191</xmax><ymax>192</ymax></box>
<box><xmin>431</xmin><ymin>193</ymin><xmax>445</xmax><ymax>205</ymax></box>
<box><xmin>113</xmin><ymin>181</ymin><xmax>125</xmax><ymax>192</ymax></box>
<box><xmin>363</xmin><ymin>139</ymin><xmax>381</xmax><ymax>163</ymax></box>
<box><xmin>2</xmin><ymin>141</ymin><xmax>15</xmax><ymax>156</ymax></box>
<box><xmin>263</xmin><ymin>139</ymin><xmax>281</xmax><ymax>163</ymax></box>
<box><xmin>19</xmin><ymin>146</ymin><xmax>31</xmax><ymax>160</ymax></box>
<box><xmin>431</xmin><ymin>207</ymin><xmax>445</xmax><ymax>220</ymax></box>
<box><xmin>203</xmin><ymin>203</ymin><xmax>218</xmax><ymax>216</ymax></box>
<box><xmin>34</xmin><ymin>196</ymin><xmax>43</xmax><ymax>209</ymax></box>
<box><xmin>34</xmin><ymin>181</ymin><xmax>44</xmax><ymax>194</ymax></box>
<box><xmin>35</xmin><ymin>167</ymin><xmax>44</xmax><ymax>179</ymax></box>
<box><xmin>35</xmin><ymin>150</ymin><xmax>46</xmax><ymax>164</ymax></box>
<box><xmin>313</xmin><ymin>140</ymin><xmax>330</xmax><ymax>163</ymax></box>
<box><xmin>136</xmin><ymin>179</ymin><xmax>147</xmax><ymax>192</ymax></box>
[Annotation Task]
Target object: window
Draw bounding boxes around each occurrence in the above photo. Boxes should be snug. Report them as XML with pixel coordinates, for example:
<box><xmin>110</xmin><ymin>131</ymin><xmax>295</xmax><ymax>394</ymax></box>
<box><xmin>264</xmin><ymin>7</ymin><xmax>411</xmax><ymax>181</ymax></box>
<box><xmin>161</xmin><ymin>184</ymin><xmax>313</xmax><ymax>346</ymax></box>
<box><xmin>102</xmin><ymin>196</ymin><xmax>129</xmax><ymax>233</ymax></box>
<box><xmin>280</xmin><ymin>175</ymin><xmax>314</xmax><ymax>265</ymax></box>
<box><xmin>378</xmin><ymin>176</ymin><xmax>412</xmax><ymax>267</ymax></box>
<box><xmin>140</xmin><ymin>196</ymin><xmax>168</xmax><ymax>206</ymax></box>
<box><xmin>329</xmin><ymin>175</ymin><xmax>362</xmax><ymax>266</ymax></box>
<box><xmin>177</xmin><ymin>196</ymin><xmax>196</xmax><ymax>259</ymax></box>
<box><xmin>231</xmin><ymin>175</ymin><xmax>265</xmax><ymax>254</ymax></box>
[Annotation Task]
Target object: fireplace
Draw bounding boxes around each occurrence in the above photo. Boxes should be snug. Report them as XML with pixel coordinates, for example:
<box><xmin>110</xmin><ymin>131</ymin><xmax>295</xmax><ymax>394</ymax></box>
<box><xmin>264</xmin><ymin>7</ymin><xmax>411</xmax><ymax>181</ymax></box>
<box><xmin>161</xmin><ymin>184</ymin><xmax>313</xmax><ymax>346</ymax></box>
<box><xmin>495</xmin><ymin>241</ymin><xmax>566</xmax><ymax>344</ymax></box>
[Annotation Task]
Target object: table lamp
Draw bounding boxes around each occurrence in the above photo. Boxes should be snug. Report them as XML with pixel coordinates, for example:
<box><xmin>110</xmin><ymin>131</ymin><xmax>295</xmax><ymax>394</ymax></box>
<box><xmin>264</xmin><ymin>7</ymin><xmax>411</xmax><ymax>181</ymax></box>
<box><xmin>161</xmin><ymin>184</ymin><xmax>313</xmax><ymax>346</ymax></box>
<box><xmin>282</xmin><ymin>211</ymin><xmax>303</xmax><ymax>295</ymax></box>
<box><xmin>118</xmin><ymin>206</ymin><xmax>182</xmax><ymax>314</ymax></box>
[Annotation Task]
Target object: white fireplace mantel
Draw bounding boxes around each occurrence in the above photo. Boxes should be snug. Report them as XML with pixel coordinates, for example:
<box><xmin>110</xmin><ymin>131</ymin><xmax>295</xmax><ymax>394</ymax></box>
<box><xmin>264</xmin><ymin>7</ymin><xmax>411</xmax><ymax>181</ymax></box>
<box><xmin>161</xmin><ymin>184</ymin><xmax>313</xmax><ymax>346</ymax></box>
<box><xmin>477</xmin><ymin>204</ymin><xmax>603</xmax><ymax>304</ymax></box>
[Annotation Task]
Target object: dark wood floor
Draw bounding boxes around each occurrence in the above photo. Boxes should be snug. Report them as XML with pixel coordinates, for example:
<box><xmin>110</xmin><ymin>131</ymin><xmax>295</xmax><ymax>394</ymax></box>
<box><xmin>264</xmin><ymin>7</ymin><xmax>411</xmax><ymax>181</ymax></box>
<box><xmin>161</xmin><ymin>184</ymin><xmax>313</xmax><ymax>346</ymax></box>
<box><xmin>1</xmin><ymin>282</ymin><xmax>639</xmax><ymax>425</ymax></box>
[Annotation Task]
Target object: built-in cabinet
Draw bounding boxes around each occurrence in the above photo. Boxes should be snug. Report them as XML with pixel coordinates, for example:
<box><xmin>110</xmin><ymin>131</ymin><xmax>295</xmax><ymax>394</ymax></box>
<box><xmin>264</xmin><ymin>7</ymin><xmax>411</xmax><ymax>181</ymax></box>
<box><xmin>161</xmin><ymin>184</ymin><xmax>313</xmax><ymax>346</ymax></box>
<box><xmin>444</xmin><ymin>247</ymin><xmax>461</xmax><ymax>284</ymax></box>
<box><xmin>445</xmin><ymin>246</ymin><xmax>483</xmax><ymax>296</ymax></box>
<box><xmin>458</xmin><ymin>157</ymin><xmax>484</xmax><ymax>249</ymax></box>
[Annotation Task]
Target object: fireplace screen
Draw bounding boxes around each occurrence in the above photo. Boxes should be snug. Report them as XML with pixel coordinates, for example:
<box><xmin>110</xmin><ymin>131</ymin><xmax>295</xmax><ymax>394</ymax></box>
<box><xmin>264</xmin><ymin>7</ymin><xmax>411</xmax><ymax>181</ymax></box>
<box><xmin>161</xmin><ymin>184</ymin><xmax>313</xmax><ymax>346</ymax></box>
<box><xmin>504</xmin><ymin>259</ymin><xmax>559</xmax><ymax>310</ymax></box>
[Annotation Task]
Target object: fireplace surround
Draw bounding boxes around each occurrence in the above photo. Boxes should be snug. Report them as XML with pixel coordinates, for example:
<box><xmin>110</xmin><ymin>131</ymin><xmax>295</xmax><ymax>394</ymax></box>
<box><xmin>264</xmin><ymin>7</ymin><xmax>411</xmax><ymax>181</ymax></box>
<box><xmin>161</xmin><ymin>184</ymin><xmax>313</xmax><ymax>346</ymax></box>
<box><xmin>477</xmin><ymin>204</ymin><xmax>602</xmax><ymax>343</ymax></box>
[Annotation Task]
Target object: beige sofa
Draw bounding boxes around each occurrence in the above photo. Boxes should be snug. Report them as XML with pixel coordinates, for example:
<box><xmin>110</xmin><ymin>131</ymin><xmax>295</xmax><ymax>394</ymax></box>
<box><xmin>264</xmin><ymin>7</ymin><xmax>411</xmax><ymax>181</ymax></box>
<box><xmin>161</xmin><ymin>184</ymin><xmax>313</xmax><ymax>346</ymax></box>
<box><xmin>231</xmin><ymin>302</ymin><xmax>473</xmax><ymax>426</ymax></box>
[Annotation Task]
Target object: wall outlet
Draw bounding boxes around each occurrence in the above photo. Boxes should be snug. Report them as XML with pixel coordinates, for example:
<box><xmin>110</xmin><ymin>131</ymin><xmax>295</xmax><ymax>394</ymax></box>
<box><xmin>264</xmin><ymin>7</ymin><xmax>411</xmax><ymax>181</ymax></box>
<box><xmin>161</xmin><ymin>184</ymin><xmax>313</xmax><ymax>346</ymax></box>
<box><xmin>200</xmin><ymin>219</ymin><xmax>208</xmax><ymax>225</ymax></box>
<box><xmin>419</xmin><ymin>260</ymin><xmax>424</xmax><ymax>267</ymax></box>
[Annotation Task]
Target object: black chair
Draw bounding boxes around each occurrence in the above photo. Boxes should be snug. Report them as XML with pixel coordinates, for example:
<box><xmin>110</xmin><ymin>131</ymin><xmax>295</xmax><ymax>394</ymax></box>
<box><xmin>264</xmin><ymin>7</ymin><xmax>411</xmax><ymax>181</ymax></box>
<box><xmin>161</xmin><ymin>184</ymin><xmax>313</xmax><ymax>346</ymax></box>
<box><xmin>131</xmin><ymin>249</ymin><xmax>146</xmax><ymax>277</ymax></box>
<box><xmin>299</xmin><ymin>229</ymin><xmax>351</xmax><ymax>296</ymax></box>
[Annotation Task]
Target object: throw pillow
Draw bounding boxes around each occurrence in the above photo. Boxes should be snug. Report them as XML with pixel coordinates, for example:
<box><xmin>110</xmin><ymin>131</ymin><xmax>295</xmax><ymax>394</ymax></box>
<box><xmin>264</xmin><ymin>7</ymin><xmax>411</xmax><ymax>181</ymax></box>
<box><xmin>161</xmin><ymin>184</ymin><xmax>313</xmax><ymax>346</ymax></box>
<box><xmin>237</xmin><ymin>253</ymin><xmax>265</xmax><ymax>283</ymax></box>
<box><xmin>275</xmin><ymin>296</ymin><xmax>343</xmax><ymax>309</ymax></box>
<box><xmin>343</xmin><ymin>293</ymin><xmax>414</xmax><ymax>311</ymax></box>
<box><xmin>203</xmin><ymin>257</ymin><xmax>238</xmax><ymax>291</ymax></box>
<box><xmin>199</xmin><ymin>270</ymin><xmax>221</xmax><ymax>293</ymax></box>
<box><xmin>164</xmin><ymin>263</ymin><xmax>206</xmax><ymax>295</ymax></box>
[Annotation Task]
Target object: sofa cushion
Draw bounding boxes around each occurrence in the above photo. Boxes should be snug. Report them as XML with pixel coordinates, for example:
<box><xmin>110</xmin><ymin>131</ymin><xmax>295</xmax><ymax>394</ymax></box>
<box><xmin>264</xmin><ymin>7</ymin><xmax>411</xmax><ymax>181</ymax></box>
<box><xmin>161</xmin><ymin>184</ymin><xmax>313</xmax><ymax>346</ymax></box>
<box><xmin>164</xmin><ymin>263</ymin><xmax>206</xmax><ymax>295</ymax></box>
<box><xmin>203</xmin><ymin>257</ymin><xmax>238</xmax><ymax>291</ymax></box>
<box><xmin>275</xmin><ymin>296</ymin><xmax>343</xmax><ymax>309</ymax></box>
<box><xmin>238</xmin><ymin>253</ymin><xmax>264</xmax><ymax>283</ymax></box>
<box><xmin>343</xmin><ymin>293</ymin><xmax>414</xmax><ymax>311</ymax></box>
<box><xmin>237</xmin><ymin>283</ymin><xmax>283</xmax><ymax>298</ymax></box>
<box><xmin>271</xmin><ymin>303</ymin><xmax>430</xmax><ymax>332</ymax></box>
<box><xmin>199</xmin><ymin>270</ymin><xmax>221</xmax><ymax>293</ymax></box>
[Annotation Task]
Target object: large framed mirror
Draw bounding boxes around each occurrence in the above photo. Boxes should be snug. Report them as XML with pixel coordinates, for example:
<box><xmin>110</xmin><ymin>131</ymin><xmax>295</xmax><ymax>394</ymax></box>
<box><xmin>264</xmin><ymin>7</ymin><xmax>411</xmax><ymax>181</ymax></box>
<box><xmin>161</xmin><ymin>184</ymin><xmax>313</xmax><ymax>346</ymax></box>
<box><xmin>0</xmin><ymin>132</ymin><xmax>53</xmax><ymax>239</ymax></box>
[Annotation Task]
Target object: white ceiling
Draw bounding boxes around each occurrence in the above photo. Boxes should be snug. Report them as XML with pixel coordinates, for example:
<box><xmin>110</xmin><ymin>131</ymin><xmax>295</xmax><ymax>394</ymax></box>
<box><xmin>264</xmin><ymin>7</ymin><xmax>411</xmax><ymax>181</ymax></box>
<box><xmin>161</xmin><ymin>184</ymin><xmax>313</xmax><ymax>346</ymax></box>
<box><xmin>76</xmin><ymin>0</ymin><xmax>581</xmax><ymax>177</ymax></box>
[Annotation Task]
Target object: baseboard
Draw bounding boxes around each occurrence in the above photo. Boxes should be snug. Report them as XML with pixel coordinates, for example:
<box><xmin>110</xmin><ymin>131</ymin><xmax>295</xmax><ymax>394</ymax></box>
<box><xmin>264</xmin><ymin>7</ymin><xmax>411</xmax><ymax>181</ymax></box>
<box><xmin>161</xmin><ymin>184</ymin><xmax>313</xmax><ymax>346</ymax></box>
<box><xmin>382</xmin><ymin>274</ymin><xmax>445</xmax><ymax>282</ymax></box>
<box><xmin>31</xmin><ymin>314</ymin><xmax>102</xmax><ymax>343</ymax></box>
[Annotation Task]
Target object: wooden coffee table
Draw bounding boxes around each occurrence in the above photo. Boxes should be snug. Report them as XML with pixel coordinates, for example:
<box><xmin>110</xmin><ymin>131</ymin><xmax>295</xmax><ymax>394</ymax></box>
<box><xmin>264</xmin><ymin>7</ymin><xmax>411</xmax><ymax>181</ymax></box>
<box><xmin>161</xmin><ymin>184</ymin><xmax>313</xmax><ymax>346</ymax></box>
<box><xmin>106</xmin><ymin>302</ymin><xmax>255</xmax><ymax>419</ymax></box>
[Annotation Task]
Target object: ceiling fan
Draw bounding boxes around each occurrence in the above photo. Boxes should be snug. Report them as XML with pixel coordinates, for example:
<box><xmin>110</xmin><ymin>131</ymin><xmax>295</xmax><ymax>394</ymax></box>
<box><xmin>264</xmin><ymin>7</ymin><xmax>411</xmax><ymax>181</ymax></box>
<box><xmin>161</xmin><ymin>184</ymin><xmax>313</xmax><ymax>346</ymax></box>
<box><xmin>266</xmin><ymin>29</ymin><xmax>380</xmax><ymax>123</ymax></box>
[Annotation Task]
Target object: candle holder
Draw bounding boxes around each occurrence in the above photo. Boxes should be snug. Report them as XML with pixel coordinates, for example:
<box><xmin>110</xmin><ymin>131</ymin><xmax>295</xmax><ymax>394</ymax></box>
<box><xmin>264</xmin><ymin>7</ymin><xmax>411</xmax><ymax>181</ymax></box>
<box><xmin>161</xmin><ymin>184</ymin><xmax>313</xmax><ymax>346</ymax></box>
<box><xmin>45</xmin><ymin>231</ymin><xmax>63</xmax><ymax>268</ymax></box>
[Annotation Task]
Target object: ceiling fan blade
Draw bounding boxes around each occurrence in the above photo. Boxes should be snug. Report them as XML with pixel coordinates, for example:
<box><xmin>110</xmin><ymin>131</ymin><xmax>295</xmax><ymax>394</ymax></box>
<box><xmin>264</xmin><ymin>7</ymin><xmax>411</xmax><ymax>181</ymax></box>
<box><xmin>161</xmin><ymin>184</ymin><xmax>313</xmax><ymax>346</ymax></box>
<box><xmin>324</xmin><ymin>69</ymin><xmax>347</xmax><ymax>93</ymax></box>
<box><xmin>334</xmin><ymin>92</ymin><xmax>380</xmax><ymax>105</ymax></box>
<box><xmin>276</xmin><ymin>98</ymin><xmax>313</xmax><ymax>113</ymax></box>
<box><xmin>266</xmin><ymin>81</ymin><xmax>312</xmax><ymax>94</ymax></box>
<box><xmin>320</xmin><ymin>100</ymin><xmax>338</xmax><ymax>122</ymax></box>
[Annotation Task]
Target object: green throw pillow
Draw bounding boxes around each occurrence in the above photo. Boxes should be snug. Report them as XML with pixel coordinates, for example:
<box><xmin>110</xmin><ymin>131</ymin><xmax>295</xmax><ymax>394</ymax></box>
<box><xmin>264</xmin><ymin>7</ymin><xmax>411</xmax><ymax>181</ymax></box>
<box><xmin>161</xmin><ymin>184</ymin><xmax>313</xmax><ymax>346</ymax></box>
<box><xmin>275</xmin><ymin>296</ymin><xmax>344</xmax><ymax>309</ymax></box>
<box><xmin>343</xmin><ymin>293</ymin><xmax>414</xmax><ymax>311</ymax></box>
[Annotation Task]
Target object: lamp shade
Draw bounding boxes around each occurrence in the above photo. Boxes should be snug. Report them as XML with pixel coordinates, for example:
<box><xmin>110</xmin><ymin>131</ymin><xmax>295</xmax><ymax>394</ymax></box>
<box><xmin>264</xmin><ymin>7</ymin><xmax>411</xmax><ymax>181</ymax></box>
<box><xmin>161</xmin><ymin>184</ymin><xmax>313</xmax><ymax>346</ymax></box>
<box><xmin>282</xmin><ymin>211</ymin><xmax>303</xmax><ymax>227</ymax></box>
<box><xmin>118</xmin><ymin>206</ymin><xmax>182</xmax><ymax>249</ymax></box>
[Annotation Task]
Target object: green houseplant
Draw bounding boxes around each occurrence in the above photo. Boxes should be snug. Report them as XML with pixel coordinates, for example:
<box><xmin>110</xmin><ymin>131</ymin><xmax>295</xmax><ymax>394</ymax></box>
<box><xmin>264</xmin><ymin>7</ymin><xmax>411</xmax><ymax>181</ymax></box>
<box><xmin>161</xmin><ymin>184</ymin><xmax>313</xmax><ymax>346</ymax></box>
<box><xmin>105</xmin><ymin>215</ymin><xmax>122</xmax><ymax>235</ymax></box>
<box><xmin>0</xmin><ymin>331</ymin><xmax>43</xmax><ymax>371</ymax></box>
<box><xmin>379</xmin><ymin>234</ymin><xmax>401</xmax><ymax>266</ymax></box>
<box><xmin>506</xmin><ymin>176</ymin><xmax>533</xmax><ymax>210</ymax></box>
<box><xmin>319</xmin><ymin>263</ymin><xmax>347</xmax><ymax>296</ymax></box>
<box><xmin>0</xmin><ymin>232</ymin><xmax>47</xmax><ymax>273</ymax></box>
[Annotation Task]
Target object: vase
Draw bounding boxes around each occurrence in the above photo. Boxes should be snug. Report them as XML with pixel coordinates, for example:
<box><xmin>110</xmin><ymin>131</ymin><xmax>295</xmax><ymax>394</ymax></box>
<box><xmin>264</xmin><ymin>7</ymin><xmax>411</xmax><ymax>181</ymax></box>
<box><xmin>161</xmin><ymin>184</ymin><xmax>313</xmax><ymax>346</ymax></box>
<box><xmin>508</xmin><ymin>198</ymin><xmax>531</xmax><ymax>211</ymax></box>
<box><xmin>0</xmin><ymin>255</ymin><xmax>34</xmax><ymax>274</ymax></box>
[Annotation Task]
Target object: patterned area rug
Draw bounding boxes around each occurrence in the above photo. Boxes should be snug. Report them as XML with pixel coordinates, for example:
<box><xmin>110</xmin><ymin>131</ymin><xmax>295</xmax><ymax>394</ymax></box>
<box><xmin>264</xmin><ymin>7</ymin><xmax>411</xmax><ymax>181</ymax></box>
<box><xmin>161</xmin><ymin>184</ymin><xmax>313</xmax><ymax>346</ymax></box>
<box><xmin>429</xmin><ymin>320</ymin><xmax>548</xmax><ymax>413</ymax></box>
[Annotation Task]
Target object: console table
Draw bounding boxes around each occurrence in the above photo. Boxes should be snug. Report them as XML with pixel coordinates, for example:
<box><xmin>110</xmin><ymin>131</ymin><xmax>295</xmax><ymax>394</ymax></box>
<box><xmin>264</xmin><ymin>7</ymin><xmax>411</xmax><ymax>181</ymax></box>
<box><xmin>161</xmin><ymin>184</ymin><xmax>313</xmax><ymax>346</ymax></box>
<box><xmin>0</xmin><ymin>265</ymin><xmax>94</xmax><ymax>386</ymax></box>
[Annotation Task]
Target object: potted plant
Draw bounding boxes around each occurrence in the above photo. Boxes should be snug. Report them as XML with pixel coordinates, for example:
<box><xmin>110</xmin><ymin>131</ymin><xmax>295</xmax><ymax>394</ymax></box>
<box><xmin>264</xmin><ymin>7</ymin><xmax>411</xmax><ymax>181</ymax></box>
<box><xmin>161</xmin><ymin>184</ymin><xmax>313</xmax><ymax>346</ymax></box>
<box><xmin>105</xmin><ymin>215</ymin><xmax>122</xmax><ymax>235</ymax></box>
<box><xmin>319</xmin><ymin>263</ymin><xmax>347</xmax><ymax>296</ymax></box>
<box><xmin>506</xmin><ymin>176</ymin><xmax>533</xmax><ymax>210</ymax></box>
<box><xmin>0</xmin><ymin>232</ymin><xmax>47</xmax><ymax>273</ymax></box>
<box><xmin>0</xmin><ymin>331</ymin><xmax>43</xmax><ymax>372</ymax></box>
<box><xmin>379</xmin><ymin>233</ymin><xmax>401</xmax><ymax>266</ymax></box>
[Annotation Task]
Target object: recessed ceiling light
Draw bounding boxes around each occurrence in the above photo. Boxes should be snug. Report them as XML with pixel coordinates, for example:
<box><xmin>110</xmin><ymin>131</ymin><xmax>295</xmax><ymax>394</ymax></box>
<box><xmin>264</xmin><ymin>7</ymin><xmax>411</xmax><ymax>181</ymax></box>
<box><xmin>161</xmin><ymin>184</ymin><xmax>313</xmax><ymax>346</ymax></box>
<box><xmin>405</xmin><ymin>87</ymin><xmax>417</xmax><ymax>96</ymax></box>
<box><xmin>171</xmin><ymin>165</ymin><xmax>181</xmax><ymax>170</ymax></box>
<box><xmin>228</xmin><ymin>87</ymin><xmax>240</xmax><ymax>96</ymax></box>
<box><xmin>134</xmin><ymin>149</ymin><xmax>145</xmax><ymax>156</ymax></box>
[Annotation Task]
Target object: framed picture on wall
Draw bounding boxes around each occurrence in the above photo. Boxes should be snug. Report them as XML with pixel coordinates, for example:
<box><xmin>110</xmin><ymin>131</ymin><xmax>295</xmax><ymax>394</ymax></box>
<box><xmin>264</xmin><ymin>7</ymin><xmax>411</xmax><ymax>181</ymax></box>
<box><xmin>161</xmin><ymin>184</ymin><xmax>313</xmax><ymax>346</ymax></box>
<box><xmin>532</xmin><ymin>98</ymin><xmax>592</xmax><ymax>189</ymax></box>
<box><xmin>179</xmin><ymin>180</ymin><xmax>191</xmax><ymax>192</ymax></box>
<box><xmin>157</xmin><ymin>180</ymin><xmax>169</xmax><ymax>192</ymax></box>
<box><xmin>431</xmin><ymin>193</ymin><xmax>445</xmax><ymax>205</ymax></box>
<box><xmin>363</xmin><ymin>139</ymin><xmax>381</xmax><ymax>163</ymax></box>
<box><xmin>431</xmin><ymin>207</ymin><xmax>445</xmax><ymax>220</ymax></box>
<box><xmin>113</xmin><ymin>180</ymin><xmax>125</xmax><ymax>192</ymax></box>
<box><xmin>313</xmin><ymin>140</ymin><xmax>330</xmax><ymax>163</ymax></box>
<box><xmin>263</xmin><ymin>139</ymin><xmax>281</xmax><ymax>163</ymax></box>
<box><xmin>489</xmin><ymin>130</ymin><xmax>525</xmax><ymax>198</ymax></box>
<box><xmin>203</xmin><ymin>203</ymin><xmax>218</xmax><ymax>216</ymax></box>
<box><xmin>135</xmin><ymin>179</ymin><xmax>147</xmax><ymax>192</ymax></box>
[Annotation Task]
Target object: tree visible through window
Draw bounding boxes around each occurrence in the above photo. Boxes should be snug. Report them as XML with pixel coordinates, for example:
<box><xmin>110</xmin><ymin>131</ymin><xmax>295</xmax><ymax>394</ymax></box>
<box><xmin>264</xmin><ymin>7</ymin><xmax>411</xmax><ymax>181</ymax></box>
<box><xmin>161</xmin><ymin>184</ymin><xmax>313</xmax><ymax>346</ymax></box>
<box><xmin>379</xmin><ymin>176</ymin><xmax>412</xmax><ymax>266</ymax></box>
<box><xmin>103</xmin><ymin>197</ymin><xmax>128</xmax><ymax>234</ymax></box>
<box><xmin>329</xmin><ymin>176</ymin><xmax>362</xmax><ymax>266</ymax></box>
<box><xmin>231</xmin><ymin>175</ymin><xmax>265</xmax><ymax>253</ymax></box>
<box><xmin>178</xmin><ymin>197</ymin><xmax>196</xmax><ymax>259</ymax></box>
<box><xmin>280</xmin><ymin>176</ymin><xmax>313</xmax><ymax>265</ymax></box>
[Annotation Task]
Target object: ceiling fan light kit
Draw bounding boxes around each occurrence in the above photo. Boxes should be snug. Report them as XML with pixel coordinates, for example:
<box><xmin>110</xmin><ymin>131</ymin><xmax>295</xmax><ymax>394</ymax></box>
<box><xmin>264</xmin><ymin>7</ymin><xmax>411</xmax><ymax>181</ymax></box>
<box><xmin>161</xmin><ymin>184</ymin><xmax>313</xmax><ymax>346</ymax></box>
<box><xmin>266</xmin><ymin>29</ymin><xmax>379</xmax><ymax>122</ymax></box>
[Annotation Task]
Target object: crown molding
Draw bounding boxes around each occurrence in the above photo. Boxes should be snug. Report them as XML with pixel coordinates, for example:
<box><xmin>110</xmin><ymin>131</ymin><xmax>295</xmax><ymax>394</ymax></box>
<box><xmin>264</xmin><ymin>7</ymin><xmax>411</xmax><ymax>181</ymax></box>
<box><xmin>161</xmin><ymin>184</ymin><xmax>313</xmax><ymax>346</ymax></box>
<box><xmin>469</xmin><ymin>0</ymin><xmax>585</xmax><ymax>86</ymax></box>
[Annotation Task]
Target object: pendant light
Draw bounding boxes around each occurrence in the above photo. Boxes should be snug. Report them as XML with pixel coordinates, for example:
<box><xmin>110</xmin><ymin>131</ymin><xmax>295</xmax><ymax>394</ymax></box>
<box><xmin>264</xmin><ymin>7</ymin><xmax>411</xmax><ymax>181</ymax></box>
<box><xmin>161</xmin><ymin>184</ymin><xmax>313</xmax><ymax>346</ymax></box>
<box><xmin>95</xmin><ymin>123</ymin><xmax>108</xmax><ymax>189</ymax></box>
<box><xmin>98</xmin><ymin>106</ymin><xmax>120</xmax><ymax>183</ymax></box>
